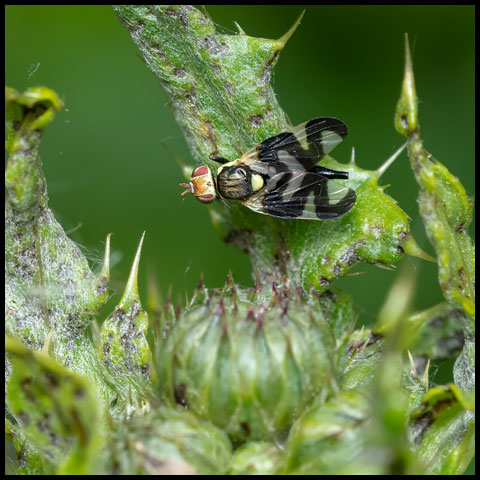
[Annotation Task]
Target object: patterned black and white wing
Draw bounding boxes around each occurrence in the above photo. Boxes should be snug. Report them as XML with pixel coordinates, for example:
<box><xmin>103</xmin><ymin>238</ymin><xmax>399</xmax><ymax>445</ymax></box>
<box><xmin>244</xmin><ymin>170</ymin><xmax>356</xmax><ymax>220</ymax></box>
<box><xmin>252</xmin><ymin>117</ymin><xmax>348</xmax><ymax>171</ymax></box>
<box><xmin>237</xmin><ymin>117</ymin><xmax>355</xmax><ymax>220</ymax></box>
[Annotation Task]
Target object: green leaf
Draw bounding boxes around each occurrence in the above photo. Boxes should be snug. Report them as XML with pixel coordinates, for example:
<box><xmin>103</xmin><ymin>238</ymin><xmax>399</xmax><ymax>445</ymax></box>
<box><xmin>5</xmin><ymin>336</ymin><xmax>102</xmax><ymax>475</ymax></box>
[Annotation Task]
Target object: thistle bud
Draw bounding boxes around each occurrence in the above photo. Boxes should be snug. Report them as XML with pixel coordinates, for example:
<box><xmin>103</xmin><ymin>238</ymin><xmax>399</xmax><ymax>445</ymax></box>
<box><xmin>155</xmin><ymin>278</ymin><xmax>338</xmax><ymax>443</ymax></box>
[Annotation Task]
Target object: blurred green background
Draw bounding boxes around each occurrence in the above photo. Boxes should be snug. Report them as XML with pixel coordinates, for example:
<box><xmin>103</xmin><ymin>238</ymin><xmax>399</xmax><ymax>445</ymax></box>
<box><xmin>5</xmin><ymin>6</ymin><xmax>474</xmax><ymax>331</ymax></box>
<box><xmin>4</xmin><ymin>5</ymin><xmax>475</xmax><ymax>474</ymax></box>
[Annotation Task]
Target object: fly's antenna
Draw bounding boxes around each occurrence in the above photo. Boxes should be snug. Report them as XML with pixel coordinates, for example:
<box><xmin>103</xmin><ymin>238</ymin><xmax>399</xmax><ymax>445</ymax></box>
<box><xmin>179</xmin><ymin>183</ymin><xmax>192</xmax><ymax>196</ymax></box>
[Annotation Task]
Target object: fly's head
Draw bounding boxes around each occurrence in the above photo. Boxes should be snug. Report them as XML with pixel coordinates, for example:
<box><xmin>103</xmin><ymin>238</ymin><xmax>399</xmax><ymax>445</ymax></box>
<box><xmin>179</xmin><ymin>165</ymin><xmax>216</xmax><ymax>204</ymax></box>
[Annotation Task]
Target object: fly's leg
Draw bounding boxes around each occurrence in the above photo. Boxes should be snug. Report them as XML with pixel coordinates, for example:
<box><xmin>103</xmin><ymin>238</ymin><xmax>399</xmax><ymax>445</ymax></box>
<box><xmin>209</xmin><ymin>150</ymin><xmax>230</xmax><ymax>164</ymax></box>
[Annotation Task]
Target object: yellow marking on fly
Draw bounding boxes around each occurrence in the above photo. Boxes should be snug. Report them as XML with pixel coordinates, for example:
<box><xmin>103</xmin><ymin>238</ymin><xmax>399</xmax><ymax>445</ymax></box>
<box><xmin>251</xmin><ymin>173</ymin><xmax>264</xmax><ymax>192</ymax></box>
<box><xmin>216</xmin><ymin>159</ymin><xmax>241</xmax><ymax>175</ymax></box>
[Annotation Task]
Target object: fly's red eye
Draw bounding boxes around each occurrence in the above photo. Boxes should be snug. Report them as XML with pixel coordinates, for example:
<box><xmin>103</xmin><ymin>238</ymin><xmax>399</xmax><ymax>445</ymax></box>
<box><xmin>192</xmin><ymin>166</ymin><xmax>209</xmax><ymax>178</ymax></box>
<box><xmin>197</xmin><ymin>193</ymin><xmax>215</xmax><ymax>204</ymax></box>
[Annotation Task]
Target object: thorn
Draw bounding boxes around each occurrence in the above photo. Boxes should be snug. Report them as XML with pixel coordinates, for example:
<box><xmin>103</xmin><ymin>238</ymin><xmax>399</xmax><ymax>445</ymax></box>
<box><xmin>99</xmin><ymin>233</ymin><xmax>112</xmax><ymax>284</ymax></box>
<box><xmin>421</xmin><ymin>358</ymin><xmax>430</xmax><ymax>391</ymax></box>
<box><xmin>359</xmin><ymin>335</ymin><xmax>370</xmax><ymax>353</ymax></box>
<box><xmin>281</xmin><ymin>275</ymin><xmax>290</xmax><ymax>298</ymax></box>
<box><xmin>175</xmin><ymin>302</ymin><xmax>182</xmax><ymax>319</ymax></box>
<box><xmin>400</xmin><ymin>232</ymin><xmax>437</xmax><ymax>263</ymax></box>
<box><xmin>118</xmin><ymin>231</ymin><xmax>145</xmax><ymax>311</ymax></box>
<box><xmin>254</xmin><ymin>268</ymin><xmax>262</xmax><ymax>291</ymax></box>
<box><xmin>41</xmin><ymin>327</ymin><xmax>55</xmax><ymax>355</ymax></box>
<box><xmin>197</xmin><ymin>273</ymin><xmax>204</xmax><ymax>290</ymax></box>
<box><xmin>207</xmin><ymin>288</ymin><xmax>216</xmax><ymax>307</ymax></box>
<box><xmin>350</xmin><ymin>325</ymin><xmax>366</xmax><ymax>353</ymax></box>
<box><xmin>344</xmin><ymin>271</ymin><xmax>367</xmax><ymax>277</ymax></box>
<box><xmin>395</xmin><ymin>33</ymin><xmax>418</xmax><ymax>135</ymax></box>
<box><xmin>234</xmin><ymin>21</ymin><xmax>246</xmax><ymax>35</ymax></box>
<box><xmin>64</xmin><ymin>221</ymin><xmax>83</xmax><ymax>235</ymax></box>
<box><xmin>407</xmin><ymin>349</ymin><xmax>417</xmax><ymax>376</ymax></box>
<box><xmin>215</xmin><ymin>297</ymin><xmax>224</xmax><ymax>318</ymax></box>
<box><xmin>374</xmin><ymin>263</ymin><xmax>396</xmax><ymax>271</ymax></box>
<box><xmin>230</xmin><ymin>281</ymin><xmax>237</xmax><ymax>299</ymax></box>
<box><xmin>276</xmin><ymin>9</ymin><xmax>305</xmax><ymax>49</ymax></box>
<box><xmin>246</xmin><ymin>305</ymin><xmax>255</xmax><ymax>321</ymax></box>
<box><xmin>226</xmin><ymin>269</ymin><xmax>234</xmax><ymax>286</ymax></box>
<box><xmin>270</xmin><ymin>281</ymin><xmax>281</xmax><ymax>306</ymax></box>
<box><xmin>256</xmin><ymin>305</ymin><xmax>265</xmax><ymax>328</ymax></box>
<box><xmin>357</xmin><ymin>325</ymin><xmax>365</xmax><ymax>340</ymax></box>
<box><xmin>358</xmin><ymin>325</ymin><xmax>366</xmax><ymax>338</ymax></box>
<box><xmin>376</xmin><ymin>143</ymin><xmax>407</xmax><ymax>177</ymax></box>
<box><xmin>349</xmin><ymin>146</ymin><xmax>356</xmax><ymax>165</ymax></box>
<box><xmin>295</xmin><ymin>272</ymin><xmax>303</xmax><ymax>298</ymax></box>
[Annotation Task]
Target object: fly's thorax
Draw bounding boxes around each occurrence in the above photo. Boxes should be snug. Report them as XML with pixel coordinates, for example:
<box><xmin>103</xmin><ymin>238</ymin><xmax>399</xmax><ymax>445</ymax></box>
<box><xmin>216</xmin><ymin>163</ymin><xmax>265</xmax><ymax>200</ymax></box>
<box><xmin>190</xmin><ymin>165</ymin><xmax>216</xmax><ymax>203</ymax></box>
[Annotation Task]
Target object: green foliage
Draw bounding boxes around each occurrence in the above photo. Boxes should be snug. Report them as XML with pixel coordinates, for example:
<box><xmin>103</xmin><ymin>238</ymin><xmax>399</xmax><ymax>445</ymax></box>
<box><xmin>100</xmin><ymin>406</ymin><xmax>232</xmax><ymax>475</ymax></box>
<box><xmin>229</xmin><ymin>441</ymin><xmax>283</xmax><ymax>475</ymax></box>
<box><xmin>283</xmin><ymin>390</ymin><xmax>374</xmax><ymax>474</ymax></box>
<box><xmin>410</xmin><ymin>384</ymin><xmax>475</xmax><ymax>474</ymax></box>
<box><xmin>5</xmin><ymin>6</ymin><xmax>474</xmax><ymax>476</ymax></box>
<box><xmin>5</xmin><ymin>336</ymin><xmax>101</xmax><ymax>474</ymax></box>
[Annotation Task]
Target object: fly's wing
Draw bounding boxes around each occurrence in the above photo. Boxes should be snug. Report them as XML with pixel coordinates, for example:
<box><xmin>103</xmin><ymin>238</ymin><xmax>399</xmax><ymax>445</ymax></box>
<box><xmin>237</xmin><ymin>117</ymin><xmax>354</xmax><ymax>219</ymax></box>
<box><xmin>244</xmin><ymin>170</ymin><xmax>356</xmax><ymax>220</ymax></box>
<box><xmin>242</xmin><ymin>117</ymin><xmax>349</xmax><ymax>172</ymax></box>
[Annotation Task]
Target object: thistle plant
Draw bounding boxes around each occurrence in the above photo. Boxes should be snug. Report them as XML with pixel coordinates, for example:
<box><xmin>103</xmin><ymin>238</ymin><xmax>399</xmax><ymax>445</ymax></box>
<box><xmin>5</xmin><ymin>6</ymin><xmax>474</xmax><ymax>475</ymax></box>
